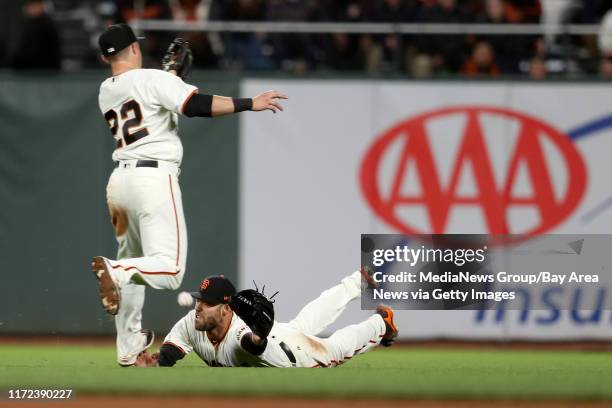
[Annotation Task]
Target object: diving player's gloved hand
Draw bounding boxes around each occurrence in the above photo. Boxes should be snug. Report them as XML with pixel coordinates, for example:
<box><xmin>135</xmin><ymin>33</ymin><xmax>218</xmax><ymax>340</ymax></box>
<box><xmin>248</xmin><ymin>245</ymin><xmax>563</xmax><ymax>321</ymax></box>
<box><xmin>229</xmin><ymin>289</ymin><xmax>275</xmax><ymax>338</ymax></box>
<box><xmin>161</xmin><ymin>37</ymin><xmax>193</xmax><ymax>80</ymax></box>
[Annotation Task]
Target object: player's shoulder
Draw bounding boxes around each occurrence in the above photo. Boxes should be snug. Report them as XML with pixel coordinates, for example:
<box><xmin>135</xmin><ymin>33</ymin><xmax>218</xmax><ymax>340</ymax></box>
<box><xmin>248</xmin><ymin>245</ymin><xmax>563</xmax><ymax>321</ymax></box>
<box><xmin>99</xmin><ymin>68</ymin><xmax>143</xmax><ymax>90</ymax></box>
<box><xmin>101</xmin><ymin>69</ymin><xmax>170</xmax><ymax>84</ymax></box>
<box><xmin>123</xmin><ymin>68</ymin><xmax>170</xmax><ymax>85</ymax></box>
<box><xmin>135</xmin><ymin>69</ymin><xmax>187</xmax><ymax>94</ymax></box>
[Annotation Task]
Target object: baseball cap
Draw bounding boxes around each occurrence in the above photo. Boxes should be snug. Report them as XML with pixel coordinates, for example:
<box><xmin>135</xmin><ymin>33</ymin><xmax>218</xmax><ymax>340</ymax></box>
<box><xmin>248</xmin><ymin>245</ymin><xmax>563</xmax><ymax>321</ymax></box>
<box><xmin>98</xmin><ymin>23</ymin><xmax>145</xmax><ymax>57</ymax></box>
<box><xmin>190</xmin><ymin>276</ymin><xmax>236</xmax><ymax>305</ymax></box>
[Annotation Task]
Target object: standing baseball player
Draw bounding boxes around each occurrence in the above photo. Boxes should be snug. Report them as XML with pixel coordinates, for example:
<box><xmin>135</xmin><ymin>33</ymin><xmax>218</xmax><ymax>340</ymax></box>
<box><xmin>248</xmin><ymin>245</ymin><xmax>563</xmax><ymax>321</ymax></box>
<box><xmin>135</xmin><ymin>270</ymin><xmax>398</xmax><ymax>368</ymax></box>
<box><xmin>94</xmin><ymin>23</ymin><xmax>287</xmax><ymax>366</ymax></box>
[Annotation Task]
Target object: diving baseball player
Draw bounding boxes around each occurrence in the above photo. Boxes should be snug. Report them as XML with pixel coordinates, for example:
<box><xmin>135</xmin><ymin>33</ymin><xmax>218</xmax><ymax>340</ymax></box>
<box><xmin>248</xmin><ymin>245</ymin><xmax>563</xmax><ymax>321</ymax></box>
<box><xmin>135</xmin><ymin>270</ymin><xmax>399</xmax><ymax>368</ymax></box>
<box><xmin>93</xmin><ymin>24</ymin><xmax>287</xmax><ymax>366</ymax></box>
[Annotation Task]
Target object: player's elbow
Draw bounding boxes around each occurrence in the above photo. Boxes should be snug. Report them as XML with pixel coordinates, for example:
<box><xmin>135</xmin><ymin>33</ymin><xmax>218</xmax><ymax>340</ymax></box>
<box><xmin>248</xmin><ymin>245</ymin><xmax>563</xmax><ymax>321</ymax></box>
<box><xmin>183</xmin><ymin>93</ymin><xmax>213</xmax><ymax>117</ymax></box>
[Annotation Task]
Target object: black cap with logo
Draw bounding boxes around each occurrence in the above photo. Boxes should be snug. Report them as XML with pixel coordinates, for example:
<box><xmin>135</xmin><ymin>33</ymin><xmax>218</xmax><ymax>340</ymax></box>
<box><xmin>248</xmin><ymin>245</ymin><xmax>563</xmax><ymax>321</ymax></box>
<box><xmin>98</xmin><ymin>23</ymin><xmax>145</xmax><ymax>57</ymax></box>
<box><xmin>190</xmin><ymin>276</ymin><xmax>236</xmax><ymax>305</ymax></box>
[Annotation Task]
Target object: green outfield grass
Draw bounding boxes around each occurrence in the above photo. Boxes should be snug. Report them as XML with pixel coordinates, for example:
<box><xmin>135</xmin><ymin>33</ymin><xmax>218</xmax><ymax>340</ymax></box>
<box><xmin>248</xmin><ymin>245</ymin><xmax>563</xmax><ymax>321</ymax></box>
<box><xmin>0</xmin><ymin>344</ymin><xmax>611</xmax><ymax>400</ymax></box>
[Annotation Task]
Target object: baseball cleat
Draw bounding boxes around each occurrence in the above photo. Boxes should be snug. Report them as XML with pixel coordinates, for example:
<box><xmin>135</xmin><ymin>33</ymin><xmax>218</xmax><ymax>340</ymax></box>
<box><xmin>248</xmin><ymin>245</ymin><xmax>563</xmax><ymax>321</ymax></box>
<box><xmin>360</xmin><ymin>266</ymin><xmax>379</xmax><ymax>288</ymax></box>
<box><xmin>376</xmin><ymin>304</ymin><xmax>398</xmax><ymax>347</ymax></box>
<box><xmin>91</xmin><ymin>256</ymin><xmax>120</xmax><ymax>315</ymax></box>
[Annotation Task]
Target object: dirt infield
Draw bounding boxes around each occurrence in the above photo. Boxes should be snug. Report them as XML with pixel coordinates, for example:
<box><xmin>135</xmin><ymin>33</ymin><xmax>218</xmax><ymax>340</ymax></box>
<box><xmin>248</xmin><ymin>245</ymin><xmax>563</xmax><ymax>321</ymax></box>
<box><xmin>3</xmin><ymin>396</ymin><xmax>612</xmax><ymax>408</ymax></box>
<box><xmin>2</xmin><ymin>335</ymin><xmax>611</xmax><ymax>351</ymax></box>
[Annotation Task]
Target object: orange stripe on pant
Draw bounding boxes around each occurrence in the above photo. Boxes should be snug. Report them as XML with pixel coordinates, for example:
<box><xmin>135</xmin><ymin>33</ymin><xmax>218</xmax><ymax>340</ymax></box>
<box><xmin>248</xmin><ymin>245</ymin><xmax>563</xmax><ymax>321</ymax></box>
<box><xmin>112</xmin><ymin>264</ymin><xmax>181</xmax><ymax>276</ymax></box>
<box><xmin>168</xmin><ymin>174</ymin><xmax>180</xmax><ymax>267</ymax></box>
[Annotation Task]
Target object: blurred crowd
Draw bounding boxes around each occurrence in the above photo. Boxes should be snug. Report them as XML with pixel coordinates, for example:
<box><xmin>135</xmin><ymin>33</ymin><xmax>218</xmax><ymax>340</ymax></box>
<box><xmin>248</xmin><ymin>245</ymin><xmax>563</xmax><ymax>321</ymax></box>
<box><xmin>3</xmin><ymin>0</ymin><xmax>612</xmax><ymax>78</ymax></box>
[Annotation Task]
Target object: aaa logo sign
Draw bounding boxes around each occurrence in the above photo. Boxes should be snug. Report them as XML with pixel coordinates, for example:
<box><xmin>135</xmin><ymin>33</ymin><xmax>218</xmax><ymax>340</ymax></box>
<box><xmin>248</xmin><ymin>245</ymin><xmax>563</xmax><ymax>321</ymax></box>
<box><xmin>360</xmin><ymin>106</ymin><xmax>586</xmax><ymax>238</ymax></box>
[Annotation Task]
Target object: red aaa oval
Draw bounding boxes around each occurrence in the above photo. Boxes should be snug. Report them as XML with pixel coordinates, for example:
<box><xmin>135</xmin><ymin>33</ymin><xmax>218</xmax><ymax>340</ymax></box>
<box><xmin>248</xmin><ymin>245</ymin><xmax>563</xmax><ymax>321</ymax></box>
<box><xmin>360</xmin><ymin>106</ymin><xmax>587</xmax><ymax>240</ymax></box>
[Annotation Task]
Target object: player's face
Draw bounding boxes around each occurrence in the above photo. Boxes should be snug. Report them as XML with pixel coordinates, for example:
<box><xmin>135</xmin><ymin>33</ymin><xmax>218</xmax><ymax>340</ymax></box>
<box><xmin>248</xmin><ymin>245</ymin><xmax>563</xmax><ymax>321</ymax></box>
<box><xmin>194</xmin><ymin>299</ymin><xmax>223</xmax><ymax>331</ymax></box>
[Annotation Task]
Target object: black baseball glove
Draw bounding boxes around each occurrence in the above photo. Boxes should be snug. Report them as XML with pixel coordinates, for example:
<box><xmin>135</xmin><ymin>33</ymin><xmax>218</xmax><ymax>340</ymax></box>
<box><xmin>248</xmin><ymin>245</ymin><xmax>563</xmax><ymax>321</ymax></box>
<box><xmin>161</xmin><ymin>38</ymin><xmax>193</xmax><ymax>80</ymax></box>
<box><xmin>229</xmin><ymin>289</ymin><xmax>275</xmax><ymax>338</ymax></box>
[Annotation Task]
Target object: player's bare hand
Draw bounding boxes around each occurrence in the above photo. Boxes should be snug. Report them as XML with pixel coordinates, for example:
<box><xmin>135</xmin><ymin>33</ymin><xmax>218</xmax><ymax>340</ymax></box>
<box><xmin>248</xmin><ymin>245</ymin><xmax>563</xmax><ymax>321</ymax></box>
<box><xmin>135</xmin><ymin>350</ymin><xmax>159</xmax><ymax>367</ymax></box>
<box><xmin>252</xmin><ymin>90</ymin><xmax>288</xmax><ymax>114</ymax></box>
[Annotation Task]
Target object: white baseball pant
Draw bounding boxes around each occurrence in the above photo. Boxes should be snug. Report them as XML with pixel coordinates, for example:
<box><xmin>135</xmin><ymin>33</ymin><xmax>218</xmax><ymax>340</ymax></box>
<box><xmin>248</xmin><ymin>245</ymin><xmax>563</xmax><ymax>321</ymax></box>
<box><xmin>105</xmin><ymin>160</ymin><xmax>188</xmax><ymax>365</ymax></box>
<box><xmin>274</xmin><ymin>271</ymin><xmax>386</xmax><ymax>367</ymax></box>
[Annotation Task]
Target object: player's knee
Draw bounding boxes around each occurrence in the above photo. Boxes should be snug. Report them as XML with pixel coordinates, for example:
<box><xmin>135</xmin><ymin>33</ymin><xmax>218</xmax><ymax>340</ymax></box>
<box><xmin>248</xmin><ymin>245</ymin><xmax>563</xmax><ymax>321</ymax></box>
<box><xmin>166</xmin><ymin>274</ymin><xmax>184</xmax><ymax>290</ymax></box>
<box><xmin>167</xmin><ymin>281</ymin><xmax>180</xmax><ymax>290</ymax></box>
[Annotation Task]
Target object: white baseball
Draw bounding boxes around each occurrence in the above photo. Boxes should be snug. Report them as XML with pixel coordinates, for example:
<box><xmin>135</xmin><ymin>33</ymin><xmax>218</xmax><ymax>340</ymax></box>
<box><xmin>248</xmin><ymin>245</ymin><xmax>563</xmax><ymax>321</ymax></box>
<box><xmin>177</xmin><ymin>291</ymin><xmax>193</xmax><ymax>307</ymax></box>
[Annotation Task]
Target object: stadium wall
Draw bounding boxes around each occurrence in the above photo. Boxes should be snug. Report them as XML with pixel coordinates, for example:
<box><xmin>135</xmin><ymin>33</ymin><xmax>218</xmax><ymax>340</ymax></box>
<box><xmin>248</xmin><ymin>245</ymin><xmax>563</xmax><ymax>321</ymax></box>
<box><xmin>240</xmin><ymin>79</ymin><xmax>612</xmax><ymax>341</ymax></box>
<box><xmin>2</xmin><ymin>72</ymin><xmax>611</xmax><ymax>340</ymax></box>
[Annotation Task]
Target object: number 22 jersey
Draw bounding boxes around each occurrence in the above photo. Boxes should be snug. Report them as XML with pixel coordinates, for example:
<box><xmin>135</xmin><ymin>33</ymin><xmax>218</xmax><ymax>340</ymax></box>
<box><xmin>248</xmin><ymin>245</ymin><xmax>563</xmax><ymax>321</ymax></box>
<box><xmin>98</xmin><ymin>68</ymin><xmax>197</xmax><ymax>166</ymax></box>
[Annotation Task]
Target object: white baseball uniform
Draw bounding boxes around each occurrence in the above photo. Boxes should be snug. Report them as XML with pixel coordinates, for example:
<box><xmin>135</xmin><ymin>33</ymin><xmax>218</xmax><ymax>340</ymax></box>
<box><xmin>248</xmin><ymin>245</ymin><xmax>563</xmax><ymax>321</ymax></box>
<box><xmin>163</xmin><ymin>271</ymin><xmax>387</xmax><ymax>367</ymax></box>
<box><xmin>98</xmin><ymin>68</ymin><xmax>198</xmax><ymax>365</ymax></box>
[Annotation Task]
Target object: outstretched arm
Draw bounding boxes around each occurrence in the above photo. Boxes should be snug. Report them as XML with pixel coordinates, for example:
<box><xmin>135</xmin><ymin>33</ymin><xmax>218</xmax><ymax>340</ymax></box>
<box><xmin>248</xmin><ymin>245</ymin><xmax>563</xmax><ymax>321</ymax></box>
<box><xmin>162</xmin><ymin>38</ymin><xmax>288</xmax><ymax>117</ymax></box>
<box><xmin>136</xmin><ymin>312</ymin><xmax>194</xmax><ymax>368</ymax></box>
<box><xmin>135</xmin><ymin>343</ymin><xmax>186</xmax><ymax>368</ymax></box>
<box><xmin>213</xmin><ymin>90</ymin><xmax>288</xmax><ymax>116</ymax></box>
<box><xmin>230</xmin><ymin>289</ymin><xmax>275</xmax><ymax>356</ymax></box>
<box><xmin>183</xmin><ymin>90</ymin><xmax>288</xmax><ymax>118</ymax></box>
